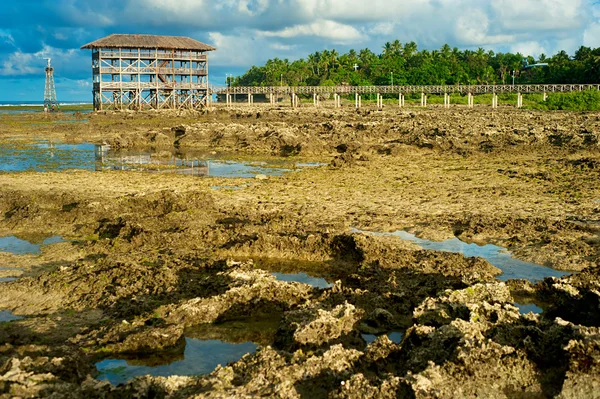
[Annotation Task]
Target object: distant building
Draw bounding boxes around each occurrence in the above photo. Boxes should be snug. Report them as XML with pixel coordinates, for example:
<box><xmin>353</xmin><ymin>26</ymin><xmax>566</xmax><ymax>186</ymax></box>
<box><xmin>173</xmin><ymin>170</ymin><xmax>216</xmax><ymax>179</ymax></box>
<box><xmin>81</xmin><ymin>34</ymin><xmax>216</xmax><ymax>111</ymax></box>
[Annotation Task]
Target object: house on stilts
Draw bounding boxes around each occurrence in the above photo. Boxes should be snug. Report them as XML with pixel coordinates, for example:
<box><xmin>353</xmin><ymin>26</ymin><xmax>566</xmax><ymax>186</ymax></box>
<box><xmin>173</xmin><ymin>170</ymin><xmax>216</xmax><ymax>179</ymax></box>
<box><xmin>81</xmin><ymin>34</ymin><xmax>216</xmax><ymax>111</ymax></box>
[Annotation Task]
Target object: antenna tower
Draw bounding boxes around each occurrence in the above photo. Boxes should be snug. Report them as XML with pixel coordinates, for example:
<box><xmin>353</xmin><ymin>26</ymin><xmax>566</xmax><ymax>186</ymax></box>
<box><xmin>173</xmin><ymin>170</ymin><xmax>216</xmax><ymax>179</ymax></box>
<box><xmin>44</xmin><ymin>58</ymin><xmax>58</xmax><ymax>111</ymax></box>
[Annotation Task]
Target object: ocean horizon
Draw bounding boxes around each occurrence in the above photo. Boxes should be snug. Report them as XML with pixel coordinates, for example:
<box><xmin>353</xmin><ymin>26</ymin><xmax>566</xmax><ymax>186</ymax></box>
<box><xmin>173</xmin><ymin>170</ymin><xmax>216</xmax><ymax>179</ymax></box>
<box><xmin>0</xmin><ymin>101</ymin><xmax>92</xmax><ymax>107</ymax></box>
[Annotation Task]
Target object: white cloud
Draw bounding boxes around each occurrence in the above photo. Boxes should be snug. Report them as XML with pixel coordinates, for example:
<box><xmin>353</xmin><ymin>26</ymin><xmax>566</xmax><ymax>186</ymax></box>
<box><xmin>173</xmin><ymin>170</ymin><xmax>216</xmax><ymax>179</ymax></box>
<box><xmin>510</xmin><ymin>41</ymin><xmax>547</xmax><ymax>58</ymax></box>
<box><xmin>583</xmin><ymin>23</ymin><xmax>600</xmax><ymax>48</ymax></box>
<box><xmin>370</xmin><ymin>23</ymin><xmax>395</xmax><ymax>36</ymax></box>
<box><xmin>454</xmin><ymin>8</ymin><xmax>515</xmax><ymax>46</ymax></box>
<box><xmin>260</xmin><ymin>20</ymin><xmax>363</xmax><ymax>43</ymax></box>
<box><xmin>270</xmin><ymin>43</ymin><xmax>296</xmax><ymax>51</ymax></box>
<box><xmin>0</xmin><ymin>45</ymin><xmax>79</xmax><ymax>76</ymax></box>
<box><xmin>491</xmin><ymin>0</ymin><xmax>586</xmax><ymax>31</ymax></box>
<box><xmin>0</xmin><ymin>52</ymin><xmax>38</xmax><ymax>76</ymax></box>
<box><xmin>208</xmin><ymin>31</ymin><xmax>263</xmax><ymax>66</ymax></box>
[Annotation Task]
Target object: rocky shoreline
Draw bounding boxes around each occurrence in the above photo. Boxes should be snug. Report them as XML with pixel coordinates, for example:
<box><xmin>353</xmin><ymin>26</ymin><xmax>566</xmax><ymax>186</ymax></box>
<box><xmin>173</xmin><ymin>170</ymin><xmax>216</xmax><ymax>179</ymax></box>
<box><xmin>0</xmin><ymin>106</ymin><xmax>599</xmax><ymax>398</ymax></box>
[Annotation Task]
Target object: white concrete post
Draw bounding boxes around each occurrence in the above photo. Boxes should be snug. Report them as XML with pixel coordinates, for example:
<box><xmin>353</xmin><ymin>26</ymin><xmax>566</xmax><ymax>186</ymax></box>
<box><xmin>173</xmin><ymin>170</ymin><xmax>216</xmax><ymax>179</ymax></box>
<box><xmin>359</xmin><ymin>95</ymin><xmax>362</xmax><ymax>108</ymax></box>
<box><xmin>543</xmin><ymin>92</ymin><xmax>548</xmax><ymax>101</ymax></box>
<box><xmin>517</xmin><ymin>92</ymin><xmax>523</xmax><ymax>108</ymax></box>
<box><xmin>355</xmin><ymin>93</ymin><xmax>359</xmax><ymax>108</ymax></box>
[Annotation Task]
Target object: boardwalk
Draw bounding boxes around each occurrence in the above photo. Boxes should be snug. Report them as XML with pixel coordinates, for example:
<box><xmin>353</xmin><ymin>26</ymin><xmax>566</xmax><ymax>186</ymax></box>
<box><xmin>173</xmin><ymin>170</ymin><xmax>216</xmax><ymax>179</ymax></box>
<box><xmin>212</xmin><ymin>83</ymin><xmax>600</xmax><ymax>95</ymax></box>
<box><xmin>211</xmin><ymin>84</ymin><xmax>600</xmax><ymax>108</ymax></box>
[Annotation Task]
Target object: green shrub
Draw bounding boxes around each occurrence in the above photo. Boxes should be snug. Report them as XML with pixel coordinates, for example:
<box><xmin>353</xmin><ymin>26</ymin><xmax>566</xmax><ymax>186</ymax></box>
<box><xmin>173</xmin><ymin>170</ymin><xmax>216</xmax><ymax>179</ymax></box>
<box><xmin>529</xmin><ymin>89</ymin><xmax>600</xmax><ymax>111</ymax></box>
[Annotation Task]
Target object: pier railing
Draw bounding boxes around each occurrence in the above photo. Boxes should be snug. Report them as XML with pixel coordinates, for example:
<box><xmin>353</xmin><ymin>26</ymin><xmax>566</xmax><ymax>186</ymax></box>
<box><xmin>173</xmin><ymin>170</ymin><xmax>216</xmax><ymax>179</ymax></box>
<box><xmin>211</xmin><ymin>84</ymin><xmax>600</xmax><ymax>95</ymax></box>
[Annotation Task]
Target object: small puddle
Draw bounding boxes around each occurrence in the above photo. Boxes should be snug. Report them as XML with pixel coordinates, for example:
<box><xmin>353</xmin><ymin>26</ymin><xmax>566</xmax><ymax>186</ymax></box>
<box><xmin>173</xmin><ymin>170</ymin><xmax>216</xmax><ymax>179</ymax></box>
<box><xmin>514</xmin><ymin>302</ymin><xmax>543</xmax><ymax>314</ymax></box>
<box><xmin>362</xmin><ymin>331</ymin><xmax>404</xmax><ymax>345</ymax></box>
<box><xmin>0</xmin><ymin>235</ymin><xmax>65</xmax><ymax>255</ymax></box>
<box><xmin>96</xmin><ymin>317</ymin><xmax>278</xmax><ymax>385</ymax></box>
<box><xmin>352</xmin><ymin>228</ymin><xmax>568</xmax><ymax>282</ymax></box>
<box><xmin>0</xmin><ymin>277</ymin><xmax>18</xmax><ymax>282</ymax></box>
<box><xmin>96</xmin><ymin>338</ymin><xmax>257</xmax><ymax>385</ymax></box>
<box><xmin>0</xmin><ymin>310</ymin><xmax>23</xmax><ymax>322</ymax></box>
<box><xmin>271</xmin><ymin>272</ymin><xmax>333</xmax><ymax>289</ymax></box>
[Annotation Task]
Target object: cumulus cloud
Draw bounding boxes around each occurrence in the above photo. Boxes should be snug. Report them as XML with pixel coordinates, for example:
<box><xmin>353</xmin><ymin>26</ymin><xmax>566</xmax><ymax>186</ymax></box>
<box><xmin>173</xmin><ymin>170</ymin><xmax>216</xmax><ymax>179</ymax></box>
<box><xmin>2</xmin><ymin>0</ymin><xmax>600</xmax><ymax>99</ymax></box>
<box><xmin>260</xmin><ymin>20</ymin><xmax>364</xmax><ymax>43</ymax></box>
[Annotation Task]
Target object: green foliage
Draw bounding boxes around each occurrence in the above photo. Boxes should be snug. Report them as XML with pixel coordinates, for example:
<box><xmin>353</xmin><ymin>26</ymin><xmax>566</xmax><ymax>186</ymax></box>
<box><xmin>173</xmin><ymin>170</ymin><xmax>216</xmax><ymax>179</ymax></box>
<box><xmin>234</xmin><ymin>43</ymin><xmax>600</xmax><ymax>88</ymax></box>
<box><xmin>537</xmin><ymin>90</ymin><xmax>600</xmax><ymax>111</ymax></box>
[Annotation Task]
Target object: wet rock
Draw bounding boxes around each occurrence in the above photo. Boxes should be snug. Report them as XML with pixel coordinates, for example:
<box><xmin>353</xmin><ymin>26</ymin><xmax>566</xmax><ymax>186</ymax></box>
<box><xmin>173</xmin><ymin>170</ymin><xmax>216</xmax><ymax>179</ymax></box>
<box><xmin>413</xmin><ymin>283</ymin><xmax>517</xmax><ymax>327</ymax></box>
<box><xmin>167</xmin><ymin>266</ymin><xmax>312</xmax><ymax>326</ymax></box>
<box><xmin>275</xmin><ymin>302</ymin><xmax>364</xmax><ymax>351</ymax></box>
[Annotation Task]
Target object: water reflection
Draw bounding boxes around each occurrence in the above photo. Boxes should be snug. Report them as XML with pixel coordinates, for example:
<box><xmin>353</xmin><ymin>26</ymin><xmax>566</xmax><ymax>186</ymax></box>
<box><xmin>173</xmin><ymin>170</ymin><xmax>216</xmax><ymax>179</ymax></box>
<box><xmin>361</xmin><ymin>331</ymin><xmax>403</xmax><ymax>345</ymax></box>
<box><xmin>271</xmin><ymin>272</ymin><xmax>333</xmax><ymax>289</ymax></box>
<box><xmin>0</xmin><ymin>235</ymin><xmax>65</xmax><ymax>255</ymax></box>
<box><xmin>96</xmin><ymin>338</ymin><xmax>257</xmax><ymax>386</ymax></box>
<box><xmin>0</xmin><ymin>310</ymin><xmax>23</xmax><ymax>322</ymax></box>
<box><xmin>514</xmin><ymin>302</ymin><xmax>543</xmax><ymax>314</ymax></box>
<box><xmin>352</xmin><ymin>228</ymin><xmax>568</xmax><ymax>282</ymax></box>
<box><xmin>0</xmin><ymin>141</ymin><xmax>298</xmax><ymax>177</ymax></box>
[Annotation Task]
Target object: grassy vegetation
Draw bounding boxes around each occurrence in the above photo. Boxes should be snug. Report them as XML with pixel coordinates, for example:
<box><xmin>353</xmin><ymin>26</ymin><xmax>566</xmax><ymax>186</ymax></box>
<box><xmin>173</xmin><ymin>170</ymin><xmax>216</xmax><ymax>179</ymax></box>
<box><xmin>527</xmin><ymin>89</ymin><xmax>600</xmax><ymax>111</ymax></box>
<box><xmin>297</xmin><ymin>90</ymin><xmax>600</xmax><ymax>111</ymax></box>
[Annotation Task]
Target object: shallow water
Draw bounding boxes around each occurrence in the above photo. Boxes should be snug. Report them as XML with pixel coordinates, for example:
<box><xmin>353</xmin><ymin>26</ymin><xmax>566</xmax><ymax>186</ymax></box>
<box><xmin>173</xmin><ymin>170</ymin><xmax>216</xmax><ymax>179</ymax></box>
<box><xmin>0</xmin><ymin>235</ymin><xmax>64</xmax><ymax>255</ymax></box>
<box><xmin>352</xmin><ymin>228</ymin><xmax>568</xmax><ymax>282</ymax></box>
<box><xmin>271</xmin><ymin>272</ymin><xmax>333</xmax><ymax>289</ymax></box>
<box><xmin>0</xmin><ymin>142</ymin><xmax>301</xmax><ymax>178</ymax></box>
<box><xmin>515</xmin><ymin>302</ymin><xmax>543</xmax><ymax>314</ymax></box>
<box><xmin>0</xmin><ymin>277</ymin><xmax>18</xmax><ymax>282</ymax></box>
<box><xmin>96</xmin><ymin>338</ymin><xmax>257</xmax><ymax>386</ymax></box>
<box><xmin>0</xmin><ymin>310</ymin><xmax>23</xmax><ymax>322</ymax></box>
<box><xmin>362</xmin><ymin>331</ymin><xmax>404</xmax><ymax>345</ymax></box>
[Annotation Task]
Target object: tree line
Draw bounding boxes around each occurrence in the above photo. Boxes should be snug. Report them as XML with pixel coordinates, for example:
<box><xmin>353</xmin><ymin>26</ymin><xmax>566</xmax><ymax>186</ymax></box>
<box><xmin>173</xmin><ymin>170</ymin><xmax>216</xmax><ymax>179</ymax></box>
<box><xmin>231</xmin><ymin>41</ymin><xmax>600</xmax><ymax>87</ymax></box>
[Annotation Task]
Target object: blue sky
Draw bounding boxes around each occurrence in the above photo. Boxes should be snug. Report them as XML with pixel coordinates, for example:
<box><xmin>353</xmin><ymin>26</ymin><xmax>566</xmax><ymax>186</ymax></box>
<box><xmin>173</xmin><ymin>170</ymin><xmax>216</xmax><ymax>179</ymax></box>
<box><xmin>1</xmin><ymin>0</ymin><xmax>600</xmax><ymax>102</ymax></box>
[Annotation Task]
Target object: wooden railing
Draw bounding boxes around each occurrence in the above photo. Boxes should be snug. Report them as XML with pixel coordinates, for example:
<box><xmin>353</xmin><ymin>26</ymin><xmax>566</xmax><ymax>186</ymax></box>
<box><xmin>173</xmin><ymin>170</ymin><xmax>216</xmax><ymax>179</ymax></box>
<box><xmin>210</xmin><ymin>84</ymin><xmax>600</xmax><ymax>95</ymax></box>
<box><xmin>94</xmin><ymin>67</ymin><xmax>207</xmax><ymax>75</ymax></box>
<box><xmin>98</xmin><ymin>51</ymin><xmax>207</xmax><ymax>61</ymax></box>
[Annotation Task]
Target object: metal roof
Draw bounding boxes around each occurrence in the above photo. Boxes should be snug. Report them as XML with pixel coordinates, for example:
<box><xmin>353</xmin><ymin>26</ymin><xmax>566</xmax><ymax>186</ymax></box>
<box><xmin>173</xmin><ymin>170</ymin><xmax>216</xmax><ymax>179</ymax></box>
<box><xmin>81</xmin><ymin>34</ymin><xmax>216</xmax><ymax>51</ymax></box>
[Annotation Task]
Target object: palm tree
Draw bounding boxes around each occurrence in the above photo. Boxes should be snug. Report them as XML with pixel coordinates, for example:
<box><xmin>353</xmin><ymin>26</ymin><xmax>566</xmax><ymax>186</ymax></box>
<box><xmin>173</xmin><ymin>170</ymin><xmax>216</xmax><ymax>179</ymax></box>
<box><xmin>382</xmin><ymin>42</ymin><xmax>393</xmax><ymax>58</ymax></box>
<box><xmin>403</xmin><ymin>41</ymin><xmax>418</xmax><ymax>58</ymax></box>
<box><xmin>440</xmin><ymin>44</ymin><xmax>451</xmax><ymax>59</ymax></box>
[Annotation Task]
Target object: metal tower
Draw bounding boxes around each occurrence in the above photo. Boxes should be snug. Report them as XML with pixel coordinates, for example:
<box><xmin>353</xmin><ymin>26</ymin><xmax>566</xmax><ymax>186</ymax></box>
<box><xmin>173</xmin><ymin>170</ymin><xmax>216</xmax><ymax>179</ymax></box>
<box><xmin>44</xmin><ymin>58</ymin><xmax>59</xmax><ymax>111</ymax></box>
